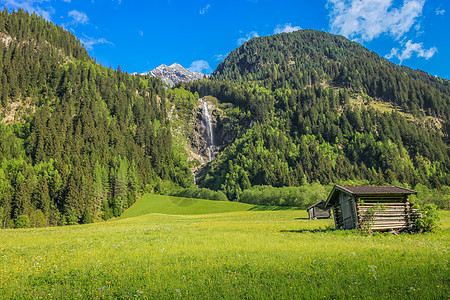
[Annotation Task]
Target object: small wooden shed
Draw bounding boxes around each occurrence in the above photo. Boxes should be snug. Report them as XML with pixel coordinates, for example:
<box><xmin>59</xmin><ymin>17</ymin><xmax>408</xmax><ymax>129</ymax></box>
<box><xmin>324</xmin><ymin>185</ymin><xmax>419</xmax><ymax>231</ymax></box>
<box><xmin>307</xmin><ymin>201</ymin><xmax>332</xmax><ymax>219</ymax></box>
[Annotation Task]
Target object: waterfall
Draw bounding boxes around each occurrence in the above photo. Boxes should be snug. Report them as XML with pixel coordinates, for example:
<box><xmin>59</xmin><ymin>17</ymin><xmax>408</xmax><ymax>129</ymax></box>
<box><xmin>201</xmin><ymin>99</ymin><xmax>215</xmax><ymax>161</ymax></box>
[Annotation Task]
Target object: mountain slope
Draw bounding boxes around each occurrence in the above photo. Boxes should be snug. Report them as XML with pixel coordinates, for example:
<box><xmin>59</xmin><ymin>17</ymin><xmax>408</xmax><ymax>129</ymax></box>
<box><xmin>214</xmin><ymin>30</ymin><xmax>449</xmax><ymax>120</ymax></box>
<box><xmin>0</xmin><ymin>9</ymin><xmax>192</xmax><ymax>228</ymax></box>
<box><xmin>184</xmin><ymin>30</ymin><xmax>449</xmax><ymax>200</ymax></box>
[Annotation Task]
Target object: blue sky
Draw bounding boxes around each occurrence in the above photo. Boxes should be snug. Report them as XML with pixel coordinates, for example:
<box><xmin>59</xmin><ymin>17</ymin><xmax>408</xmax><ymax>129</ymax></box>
<box><xmin>1</xmin><ymin>0</ymin><xmax>449</xmax><ymax>79</ymax></box>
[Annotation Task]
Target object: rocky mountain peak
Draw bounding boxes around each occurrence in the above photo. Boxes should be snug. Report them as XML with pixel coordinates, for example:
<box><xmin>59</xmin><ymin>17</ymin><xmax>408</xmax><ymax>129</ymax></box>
<box><xmin>169</xmin><ymin>63</ymin><xmax>183</xmax><ymax>69</ymax></box>
<box><xmin>144</xmin><ymin>63</ymin><xmax>206</xmax><ymax>87</ymax></box>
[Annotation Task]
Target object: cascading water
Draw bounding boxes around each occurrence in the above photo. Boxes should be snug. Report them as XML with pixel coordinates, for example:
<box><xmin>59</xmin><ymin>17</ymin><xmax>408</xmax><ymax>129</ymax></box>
<box><xmin>201</xmin><ymin>99</ymin><xmax>215</xmax><ymax>161</ymax></box>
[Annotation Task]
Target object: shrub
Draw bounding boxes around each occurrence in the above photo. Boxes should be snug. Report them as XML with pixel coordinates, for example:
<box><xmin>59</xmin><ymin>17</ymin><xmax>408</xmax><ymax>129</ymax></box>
<box><xmin>239</xmin><ymin>183</ymin><xmax>328</xmax><ymax>208</ymax></box>
<box><xmin>415</xmin><ymin>204</ymin><xmax>440</xmax><ymax>233</ymax></box>
<box><xmin>171</xmin><ymin>187</ymin><xmax>229</xmax><ymax>201</ymax></box>
<box><xmin>66</xmin><ymin>209</ymin><xmax>78</xmax><ymax>225</ymax></box>
<box><xmin>410</xmin><ymin>184</ymin><xmax>450</xmax><ymax>210</ymax></box>
<box><xmin>357</xmin><ymin>203</ymin><xmax>385</xmax><ymax>235</ymax></box>
<box><xmin>215</xmin><ymin>191</ymin><xmax>228</xmax><ymax>202</ymax></box>
<box><xmin>155</xmin><ymin>181</ymin><xmax>180</xmax><ymax>195</ymax></box>
<box><xmin>29</xmin><ymin>209</ymin><xmax>46</xmax><ymax>228</ymax></box>
<box><xmin>15</xmin><ymin>215</ymin><xmax>30</xmax><ymax>228</ymax></box>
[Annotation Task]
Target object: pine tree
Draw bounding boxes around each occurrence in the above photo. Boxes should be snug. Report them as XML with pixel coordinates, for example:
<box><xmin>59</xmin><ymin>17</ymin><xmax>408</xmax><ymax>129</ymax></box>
<box><xmin>34</xmin><ymin>176</ymin><xmax>50</xmax><ymax>225</ymax></box>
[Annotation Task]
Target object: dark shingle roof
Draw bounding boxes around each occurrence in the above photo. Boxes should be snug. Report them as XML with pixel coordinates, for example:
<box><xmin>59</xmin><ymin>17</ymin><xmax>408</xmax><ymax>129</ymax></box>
<box><xmin>336</xmin><ymin>185</ymin><xmax>417</xmax><ymax>195</ymax></box>
<box><xmin>307</xmin><ymin>201</ymin><xmax>326</xmax><ymax>210</ymax></box>
<box><xmin>324</xmin><ymin>185</ymin><xmax>417</xmax><ymax>207</ymax></box>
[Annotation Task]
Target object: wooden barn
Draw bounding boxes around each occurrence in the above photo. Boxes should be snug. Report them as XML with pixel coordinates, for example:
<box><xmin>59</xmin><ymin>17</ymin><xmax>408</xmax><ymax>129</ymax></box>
<box><xmin>307</xmin><ymin>201</ymin><xmax>332</xmax><ymax>219</ymax></box>
<box><xmin>324</xmin><ymin>185</ymin><xmax>420</xmax><ymax>231</ymax></box>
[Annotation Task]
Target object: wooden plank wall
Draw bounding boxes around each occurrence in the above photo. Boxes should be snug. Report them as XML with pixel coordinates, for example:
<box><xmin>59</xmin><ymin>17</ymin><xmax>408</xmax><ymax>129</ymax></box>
<box><xmin>308</xmin><ymin>205</ymin><xmax>331</xmax><ymax>219</ymax></box>
<box><xmin>356</xmin><ymin>198</ymin><xmax>419</xmax><ymax>231</ymax></box>
<box><xmin>314</xmin><ymin>208</ymin><xmax>331</xmax><ymax>219</ymax></box>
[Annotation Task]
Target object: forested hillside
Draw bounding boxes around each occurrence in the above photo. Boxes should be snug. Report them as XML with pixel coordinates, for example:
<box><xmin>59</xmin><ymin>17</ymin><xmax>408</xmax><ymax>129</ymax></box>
<box><xmin>0</xmin><ymin>9</ymin><xmax>191</xmax><ymax>228</ymax></box>
<box><xmin>0</xmin><ymin>10</ymin><xmax>448</xmax><ymax>227</ymax></box>
<box><xmin>214</xmin><ymin>30</ymin><xmax>449</xmax><ymax>119</ymax></box>
<box><xmin>183</xmin><ymin>30</ymin><xmax>449</xmax><ymax>201</ymax></box>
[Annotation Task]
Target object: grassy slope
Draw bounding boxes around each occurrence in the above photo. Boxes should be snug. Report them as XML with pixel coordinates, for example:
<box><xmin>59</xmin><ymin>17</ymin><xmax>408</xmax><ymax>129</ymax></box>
<box><xmin>0</xmin><ymin>210</ymin><xmax>448</xmax><ymax>299</ymax></box>
<box><xmin>118</xmin><ymin>194</ymin><xmax>296</xmax><ymax>219</ymax></box>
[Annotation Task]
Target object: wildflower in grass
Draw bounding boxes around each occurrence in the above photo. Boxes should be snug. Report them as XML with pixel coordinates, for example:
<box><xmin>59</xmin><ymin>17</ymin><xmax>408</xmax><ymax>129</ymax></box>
<box><xmin>368</xmin><ymin>265</ymin><xmax>377</xmax><ymax>280</ymax></box>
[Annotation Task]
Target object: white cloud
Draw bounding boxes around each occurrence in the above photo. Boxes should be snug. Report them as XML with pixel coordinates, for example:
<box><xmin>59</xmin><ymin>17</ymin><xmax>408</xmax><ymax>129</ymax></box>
<box><xmin>436</xmin><ymin>9</ymin><xmax>445</xmax><ymax>15</ymax></box>
<box><xmin>327</xmin><ymin>0</ymin><xmax>425</xmax><ymax>42</ymax></box>
<box><xmin>1</xmin><ymin>0</ymin><xmax>54</xmax><ymax>20</ymax></box>
<box><xmin>385</xmin><ymin>40</ymin><xmax>437</xmax><ymax>63</ymax></box>
<box><xmin>68</xmin><ymin>10</ymin><xmax>89</xmax><ymax>25</ymax></box>
<box><xmin>139</xmin><ymin>30</ymin><xmax>144</xmax><ymax>37</ymax></box>
<box><xmin>237</xmin><ymin>31</ymin><xmax>259</xmax><ymax>45</ymax></box>
<box><xmin>80</xmin><ymin>35</ymin><xmax>113</xmax><ymax>51</ymax></box>
<box><xmin>214</xmin><ymin>53</ymin><xmax>228</xmax><ymax>61</ymax></box>
<box><xmin>274</xmin><ymin>23</ymin><xmax>301</xmax><ymax>34</ymax></box>
<box><xmin>62</xmin><ymin>0</ymin><xmax>71</xmax><ymax>3</ymax></box>
<box><xmin>188</xmin><ymin>60</ymin><xmax>213</xmax><ymax>74</ymax></box>
<box><xmin>200</xmin><ymin>4</ymin><xmax>211</xmax><ymax>15</ymax></box>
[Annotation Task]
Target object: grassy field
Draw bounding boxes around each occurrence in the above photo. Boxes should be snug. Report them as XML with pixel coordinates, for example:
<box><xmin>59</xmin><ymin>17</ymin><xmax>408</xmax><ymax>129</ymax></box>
<box><xmin>0</xmin><ymin>195</ymin><xmax>448</xmax><ymax>299</ymax></box>
<box><xmin>118</xmin><ymin>194</ymin><xmax>259</xmax><ymax>219</ymax></box>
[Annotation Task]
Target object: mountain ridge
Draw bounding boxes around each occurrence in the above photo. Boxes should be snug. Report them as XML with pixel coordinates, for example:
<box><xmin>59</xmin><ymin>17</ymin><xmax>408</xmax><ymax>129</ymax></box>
<box><xmin>212</xmin><ymin>29</ymin><xmax>449</xmax><ymax>120</ymax></box>
<box><xmin>135</xmin><ymin>63</ymin><xmax>206</xmax><ymax>86</ymax></box>
<box><xmin>183</xmin><ymin>29</ymin><xmax>449</xmax><ymax>199</ymax></box>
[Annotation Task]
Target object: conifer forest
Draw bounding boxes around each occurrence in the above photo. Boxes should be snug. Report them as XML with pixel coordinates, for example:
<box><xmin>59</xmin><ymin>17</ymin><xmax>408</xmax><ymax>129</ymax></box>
<box><xmin>0</xmin><ymin>9</ymin><xmax>448</xmax><ymax>228</ymax></box>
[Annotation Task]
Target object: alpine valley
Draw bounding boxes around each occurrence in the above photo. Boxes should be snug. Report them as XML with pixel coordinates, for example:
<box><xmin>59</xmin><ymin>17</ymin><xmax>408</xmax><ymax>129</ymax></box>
<box><xmin>0</xmin><ymin>9</ymin><xmax>449</xmax><ymax>227</ymax></box>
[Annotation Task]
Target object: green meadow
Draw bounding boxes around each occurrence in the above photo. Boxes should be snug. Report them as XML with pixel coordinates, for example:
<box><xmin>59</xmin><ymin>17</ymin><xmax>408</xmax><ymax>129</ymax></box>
<box><xmin>117</xmin><ymin>194</ymin><xmax>261</xmax><ymax>219</ymax></box>
<box><xmin>0</xmin><ymin>194</ymin><xmax>448</xmax><ymax>299</ymax></box>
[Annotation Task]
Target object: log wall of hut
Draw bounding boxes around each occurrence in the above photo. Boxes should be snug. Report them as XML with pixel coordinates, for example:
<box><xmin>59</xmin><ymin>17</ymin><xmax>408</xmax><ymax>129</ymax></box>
<box><xmin>324</xmin><ymin>185</ymin><xmax>420</xmax><ymax>231</ymax></box>
<box><xmin>355</xmin><ymin>196</ymin><xmax>419</xmax><ymax>231</ymax></box>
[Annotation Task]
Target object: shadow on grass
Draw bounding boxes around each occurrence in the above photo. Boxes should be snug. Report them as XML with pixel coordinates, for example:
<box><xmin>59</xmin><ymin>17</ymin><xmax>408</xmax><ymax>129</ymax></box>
<box><xmin>249</xmin><ymin>205</ymin><xmax>302</xmax><ymax>211</ymax></box>
<box><xmin>281</xmin><ymin>227</ymin><xmax>336</xmax><ymax>234</ymax></box>
<box><xmin>294</xmin><ymin>217</ymin><xmax>310</xmax><ymax>220</ymax></box>
<box><xmin>169</xmin><ymin>196</ymin><xmax>197</xmax><ymax>207</ymax></box>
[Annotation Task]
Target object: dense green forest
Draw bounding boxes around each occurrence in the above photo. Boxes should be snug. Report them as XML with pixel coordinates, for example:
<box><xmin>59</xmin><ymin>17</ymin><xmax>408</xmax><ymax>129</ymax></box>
<box><xmin>214</xmin><ymin>30</ymin><xmax>449</xmax><ymax>119</ymax></box>
<box><xmin>0</xmin><ymin>10</ymin><xmax>448</xmax><ymax>228</ymax></box>
<box><xmin>0</xmin><ymin>9</ymin><xmax>191</xmax><ymax>228</ymax></box>
<box><xmin>182</xmin><ymin>31</ymin><xmax>449</xmax><ymax>202</ymax></box>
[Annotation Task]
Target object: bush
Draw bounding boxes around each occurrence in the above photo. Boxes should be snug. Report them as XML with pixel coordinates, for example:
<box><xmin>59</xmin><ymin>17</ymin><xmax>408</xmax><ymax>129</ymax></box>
<box><xmin>29</xmin><ymin>209</ymin><xmax>46</xmax><ymax>228</ymax></box>
<box><xmin>239</xmin><ymin>182</ymin><xmax>328</xmax><ymax>208</ymax></box>
<box><xmin>410</xmin><ymin>184</ymin><xmax>450</xmax><ymax>210</ymax></box>
<box><xmin>171</xmin><ymin>187</ymin><xmax>229</xmax><ymax>201</ymax></box>
<box><xmin>215</xmin><ymin>191</ymin><xmax>228</xmax><ymax>202</ymax></box>
<box><xmin>414</xmin><ymin>204</ymin><xmax>440</xmax><ymax>233</ymax></box>
<box><xmin>15</xmin><ymin>215</ymin><xmax>30</xmax><ymax>228</ymax></box>
<box><xmin>358</xmin><ymin>203</ymin><xmax>385</xmax><ymax>235</ymax></box>
<box><xmin>155</xmin><ymin>181</ymin><xmax>180</xmax><ymax>195</ymax></box>
<box><xmin>66</xmin><ymin>209</ymin><xmax>78</xmax><ymax>225</ymax></box>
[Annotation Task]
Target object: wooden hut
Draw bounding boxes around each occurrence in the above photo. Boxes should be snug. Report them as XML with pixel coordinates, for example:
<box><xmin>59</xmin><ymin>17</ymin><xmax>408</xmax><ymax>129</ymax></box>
<box><xmin>324</xmin><ymin>185</ymin><xmax>420</xmax><ymax>231</ymax></box>
<box><xmin>307</xmin><ymin>201</ymin><xmax>332</xmax><ymax>219</ymax></box>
